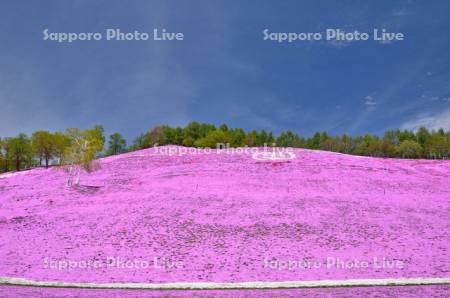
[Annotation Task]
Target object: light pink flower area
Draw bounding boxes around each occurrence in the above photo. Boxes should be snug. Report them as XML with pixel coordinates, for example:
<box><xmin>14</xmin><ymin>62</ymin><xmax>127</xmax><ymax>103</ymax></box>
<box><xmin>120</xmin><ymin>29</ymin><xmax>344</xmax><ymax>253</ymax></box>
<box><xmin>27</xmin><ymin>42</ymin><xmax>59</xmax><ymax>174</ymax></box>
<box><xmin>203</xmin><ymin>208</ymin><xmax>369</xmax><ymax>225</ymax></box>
<box><xmin>0</xmin><ymin>146</ymin><xmax>449</xmax><ymax>287</ymax></box>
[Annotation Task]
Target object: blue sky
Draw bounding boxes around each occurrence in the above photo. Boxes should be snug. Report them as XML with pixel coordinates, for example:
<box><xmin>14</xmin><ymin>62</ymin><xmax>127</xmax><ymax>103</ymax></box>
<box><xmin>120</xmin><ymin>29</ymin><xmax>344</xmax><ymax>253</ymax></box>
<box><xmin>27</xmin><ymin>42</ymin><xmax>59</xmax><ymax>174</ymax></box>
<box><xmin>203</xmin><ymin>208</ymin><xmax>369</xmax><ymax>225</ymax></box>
<box><xmin>1</xmin><ymin>0</ymin><xmax>450</xmax><ymax>141</ymax></box>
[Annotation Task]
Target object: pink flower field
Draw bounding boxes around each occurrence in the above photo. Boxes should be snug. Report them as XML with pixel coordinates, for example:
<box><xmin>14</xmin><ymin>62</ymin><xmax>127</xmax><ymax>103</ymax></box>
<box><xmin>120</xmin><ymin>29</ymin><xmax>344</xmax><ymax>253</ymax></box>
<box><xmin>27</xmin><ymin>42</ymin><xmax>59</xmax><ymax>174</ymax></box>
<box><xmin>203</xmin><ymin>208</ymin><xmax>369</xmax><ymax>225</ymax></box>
<box><xmin>0</xmin><ymin>146</ymin><xmax>449</xmax><ymax>296</ymax></box>
<box><xmin>1</xmin><ymin>284</ymin><xmax>450</xmax><ymax>298</ymax></box>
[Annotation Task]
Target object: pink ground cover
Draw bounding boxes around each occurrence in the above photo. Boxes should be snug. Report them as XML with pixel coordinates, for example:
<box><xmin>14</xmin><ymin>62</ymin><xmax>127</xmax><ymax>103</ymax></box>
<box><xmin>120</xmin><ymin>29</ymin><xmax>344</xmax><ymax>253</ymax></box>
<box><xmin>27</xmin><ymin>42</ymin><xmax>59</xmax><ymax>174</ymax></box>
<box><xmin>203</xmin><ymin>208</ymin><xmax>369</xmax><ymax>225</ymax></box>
<box><xmin>0</xmin><ymin>146</ymin><xmax>449</xmax><ymax>287</ymax></box>
<box><xmin>1</xmin><ymin>285</ymin><xmax>449</xmax><ymax>298</ymax></box>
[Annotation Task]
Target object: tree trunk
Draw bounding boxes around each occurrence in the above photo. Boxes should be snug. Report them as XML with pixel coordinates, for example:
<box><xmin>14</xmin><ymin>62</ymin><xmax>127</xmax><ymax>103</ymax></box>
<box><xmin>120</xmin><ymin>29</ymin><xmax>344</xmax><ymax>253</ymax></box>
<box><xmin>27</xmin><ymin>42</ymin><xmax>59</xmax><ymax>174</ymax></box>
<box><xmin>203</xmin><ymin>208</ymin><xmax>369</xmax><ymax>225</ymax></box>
<box><xmin>67</xmin><ymin>167</ymin><xmax>73</xmax><ymax>187</ymax></box>
<box><xmin>45</xmin><ymin>157</ymin><xmax>49</xmax><ymax>168</ymax></box>
<box><xmin>75</xmin><ymin>167</ymin><xmax>81</xmax><ymax>185</ymax></box>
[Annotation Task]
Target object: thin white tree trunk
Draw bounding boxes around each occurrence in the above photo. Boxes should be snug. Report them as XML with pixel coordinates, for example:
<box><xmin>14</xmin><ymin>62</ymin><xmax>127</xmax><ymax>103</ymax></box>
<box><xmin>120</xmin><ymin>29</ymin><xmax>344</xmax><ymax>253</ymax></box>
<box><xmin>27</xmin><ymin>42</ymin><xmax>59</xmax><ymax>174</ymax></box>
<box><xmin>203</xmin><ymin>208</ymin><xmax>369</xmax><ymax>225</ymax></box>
<box><xmin>67</xmin><ymin>167</ymin><xmax>73</xmax><ymax>187</ymax></box>
<box><xmin>75</xmin><ymin>167</ymin><xmax>81</xmax><ymax>185</ymax></box>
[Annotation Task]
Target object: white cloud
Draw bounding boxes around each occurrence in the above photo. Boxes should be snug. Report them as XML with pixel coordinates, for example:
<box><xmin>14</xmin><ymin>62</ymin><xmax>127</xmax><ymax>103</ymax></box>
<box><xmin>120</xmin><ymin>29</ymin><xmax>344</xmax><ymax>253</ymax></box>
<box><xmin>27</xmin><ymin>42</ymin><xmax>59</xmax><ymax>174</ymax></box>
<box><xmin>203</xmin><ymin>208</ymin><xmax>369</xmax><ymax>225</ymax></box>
<box><xmin>364</xmin><ymin>95</ymin><xmax>377</xmax><ymax>111</ymax></box>
<box><xmin>401</xmin><ymin>108</ymin><xmax>450</xmax><ymax>131</ymax></box>
<box><xmin>421</xmin><ymin>94</ymin><xmax>450</xmax><ymax>102</ymax></box>
<box><xmin>364</xmin><ymin>95</ymin><xmax>376</xmax><ymax>105</ymax></box>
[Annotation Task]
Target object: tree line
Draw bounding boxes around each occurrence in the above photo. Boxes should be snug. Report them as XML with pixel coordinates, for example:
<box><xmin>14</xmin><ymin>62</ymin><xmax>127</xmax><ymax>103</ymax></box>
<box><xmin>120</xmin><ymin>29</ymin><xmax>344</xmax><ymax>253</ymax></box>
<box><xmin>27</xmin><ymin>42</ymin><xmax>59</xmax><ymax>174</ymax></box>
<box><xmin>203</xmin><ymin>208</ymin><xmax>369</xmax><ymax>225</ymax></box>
<box><xmin>1</xmin><ymin>122</ymin><xmax>449</xmax><ymax>173</ymax></box>
<box><xmin>0</xmin><ymin>126</ymin><xmax>105</xmax><ymax>175</ymax></box>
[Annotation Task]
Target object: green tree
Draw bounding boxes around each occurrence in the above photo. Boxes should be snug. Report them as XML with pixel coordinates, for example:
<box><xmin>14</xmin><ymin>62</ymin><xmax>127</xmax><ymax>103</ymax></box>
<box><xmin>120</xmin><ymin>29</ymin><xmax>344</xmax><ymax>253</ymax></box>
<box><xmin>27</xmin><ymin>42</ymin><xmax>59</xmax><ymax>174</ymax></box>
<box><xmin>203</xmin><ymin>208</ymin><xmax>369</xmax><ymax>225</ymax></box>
<box><xmin>319</xmin><ymin>132</ymin><xmax>330</xmax><ymax>150</ymax></box>
<box><xmin>354</xmin><ymin>135</ymin><xmax>383</xmax><ymax>157</ymax></box>
<box><xmin>162</xmin><ymin>126</ymin><xmax>184</xmax><ymax>145</ymax></box>
<box><xmin>383</xmin><ymin>130</ymin><xmax>401</xmax><ymax>146</ymax></box>
<box><xmin>380</xmin><ymin>139</ymin><xmax>396</xmax><ymax>157</ymax></box>
<box><xmin>416</xmin><ymin>127</ymin><xmax>430</xmax><ymax>146</ymax></box>
<box><xmin>257</xmin><ymin>130</ymin><xmax>268</xmax><ymax>146</ymax></box>
<box><xmin>8</xmin><ymin>134</ymin><xmax>33</xmax><ymax>171</ymax></box>
<box><xmin>396</xmin><ymin>140</ymin><xmax>422</xmax><ymax>158</ymax></box>
<box><xmin>194</xmin><ymin>130</ymin><xmax>231</xmax><ymax>148</ymax></box>
<box><xmin>62</xmin><ymin>127</ymin><xmax>104</xmax><ymax>186</ymax></box>
<box><xmin>229</xmin><ymin>128</ymin><xmax>246</xmax><ymax>147</ymax></box>
<box><xmin>336</xmin><ymin>135</ymin><xmax>354</xmax><ymax>154</ymax></box>
<box><xmin>267</xmin><ymin>132</ymin><xmax>275</xmax><ymax>146</ymax></box>
<box><xmin>322</xmin><ymin>138</ymin><xmax>337</xmax><ymax>151</ymax></box>
<box><xmin>93</xmin><ymin>125</ymin><xmax>106</xmax><ymax>147</ymax></box>
<box><xmin>106</xmin><ymin>133</ymin><xmax>127</xmax><ymax>155</ymax></box>
<box><xmin>143</xmin><ymin>126</ymin><xmax>168</xmax><ymax>147</ymax></box>
<box><xmin>276</xmin><ymin>131</ymin><xmax>297</xmax><ymax>147</ymax></box>
<box><xmin>424</xmin><ymin>134</ymin><xmax>450</xmax><ymax>159</ymax></box>
<box><xmin>172</xmin><ymin>127</ymin><xmax>185</xmax><ymax>145</ymax></box>
<box><xmin>130</xmin><ymin>133</ymin><xmax>146</xmax><ymax>150</ymax></box>
<box><xmin>53</xmin><ymin>132</ymin><xmax>71</xmax><ymax>164</ymax></box>
<box><xmin>183</xmin><ymin>122</ymin><xmax>201</xmax><ymax>142</ymax></box>
<box><xmin>399</xmin><ymin>130</ymin><xmax>416</xmax><ymax>143</ymax></box>
<box><xmin>182</xmin><ymin>136</ymin><xmax>195</xmax><ymax>147</ymax></box>
<box><xmin>0</xmin><ymin>138</ymin><xmax>7</xmax><ymax>173</ymax></box>
<box><xmin>307</xmin><ymin>132</ymin><xmax>321</xmax><ymax>149</ymax></box>
<box><xmin>199</xmin><ymin>123</ymin><xmax>216</xmax><ymax>138</ymax></box>
<box><xmin>244</xmin><ymin>130</ymin><xmax>259</xmax><ymax>146</ymax></box>
<box><xmin>219</xmin><ymin>124</ymin><xmax>229</xmax><ymax>132</ymax></box>
<box><xmin>31</xmin><ymin>131</ymin><xmax>56</xmax><ymax>168</ymax></box>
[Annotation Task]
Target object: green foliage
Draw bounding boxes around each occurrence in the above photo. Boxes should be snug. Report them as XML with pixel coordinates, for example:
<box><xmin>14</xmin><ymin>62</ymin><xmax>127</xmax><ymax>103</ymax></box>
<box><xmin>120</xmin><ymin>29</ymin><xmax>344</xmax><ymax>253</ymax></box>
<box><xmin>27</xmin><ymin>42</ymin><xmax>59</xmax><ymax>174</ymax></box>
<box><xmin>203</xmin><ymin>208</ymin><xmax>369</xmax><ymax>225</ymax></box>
<box><xmin>416</xmin><ymin>127</ymin><xmax>430</xmax><ymax>146</ymax></box>
<box><xmin>31</xmin><ymin>131</ymin><xmax>57</xmax><ymax>168</ymax></box>
<box><xmin>229</xmin><ymin>128</ymin><xmax>246</xmax><ymax>147</ymax></box>
<box><xmin>244</xmin><ymin>130</ymin><xmax>258</xmax><ymax>146</ymax></box>
<box><xmin>199</xmin><ymin>123</ymin><xmax>216</xmax><ymax>138</ymax></box>
<box><xmin>319</xmin><ymin>132</ymin><xmax>330</xmax><ymax>150</ymax></box>
<box><xmin>1</xmin><ymin>123</ymin><xmax>449</xmax><ymax>175</ymax></box>
<box><xmin>383</xmin><ymin>130</ymin><xmax>400</xmax><ymax>145</ymax></box>
<box><xmin>397</xmin><ymin>140</ymin><xmax>422</xmax><ymax>158</ymax></box>
<box><xmin>257</xmin><ymin>130</ymin><xmax>268</xmax><ymax>146</ymax></box>
<box><xmin>307</xmin><ymin>132</ymin><xmax>321</xmax><ymax>149</ymax></box>
<box><xmin>92</xmin><ymin>125</ymin><xmax>106</xmax><ymax>147</ymax></box>
<box><xmin>182</xmin><ymin>136</ymin><xmax>195</xmax><ymax>147</ymax></box>
<box><xmin>183</xmin><ymin>121</ymin><xmax>201</xmax><ymax>141</ymax></box>
<box><xmin>354</xmin><ymin>135</ymin><xmax>384</xmax><ymax>157</ymax></box>
<box><xmin>142</xmin><ymin>126</ymin><xmax>167</xmax><ymax>147</ymax></box>
<box><xmin>194</xmin><ymin>130</ymin><xmax>232</xmax><ymax>148</ymax></box>
<box><xmin>424</xmin><ymin>134</ymin><xmax>450</xmax><ymax>159</ymax></box>
<box><xmin>106</xmin><ymin>133</ymin><xmax>127</xmax><ymax>156</ymax></box>
<box><xmin>139</xmin><ymin>124</ymin><xmax>448</xmax><ymax>160</ymax></box>
<box><xmin>0</xmin><ymin>138</ymin><xmax>8</xmax><ymax>173</ymax></box>
<box><xmin>219</xmin><ymin>124</ymin><xmax>229</xmax><ymax>132</ymax></box>
<box><xmin>276</xmin><ymin>131</ymin><xmax>296</xmax><ymax>147</ymax></box>
<box><xmin>130</xmin><ymin>133</ymin><xmax>146</xmax><ymax>151</ymax></box>
<box><xmin>162</xmin><ymin>126</ymin><xmax>184</xmax><ymax>145</ymax></box>
<box><xmin>85</xmin><ymin>125</ymin><xmax>105</xmax><ymax>152</ymax></box>
<box><xmin>8</xmin><ymin>133</ymin><xmax>33</xmax><ymax>171</ymax></box>
<box><xmin>335</xmin><ymin>134</ymin><xmax>354</xmax><ymax>154</ymax></box>
<box><xmin>53</xmin><ymin>132</ymin><xmax>71</xmax><ymax>164</ymax></box>
<box><xmin>380</xmin><ymin>139</ymin><xmax>396</xmax><ymax>157</ymax></box>
<box><xmin>61</xmin><ymin>126</ymin><xmax>104</xmax><ymax>186</ymax></box>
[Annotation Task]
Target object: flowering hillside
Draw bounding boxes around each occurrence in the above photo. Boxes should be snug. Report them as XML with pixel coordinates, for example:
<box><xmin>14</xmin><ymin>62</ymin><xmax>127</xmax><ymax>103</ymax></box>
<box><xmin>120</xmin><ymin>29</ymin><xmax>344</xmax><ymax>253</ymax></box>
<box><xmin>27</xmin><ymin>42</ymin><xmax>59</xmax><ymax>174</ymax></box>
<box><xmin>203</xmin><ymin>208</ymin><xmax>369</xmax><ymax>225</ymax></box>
<box><xmin>0</xmin><ymin>146</ymin><xmax>449</xmax><ymax>296</ymax></box>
